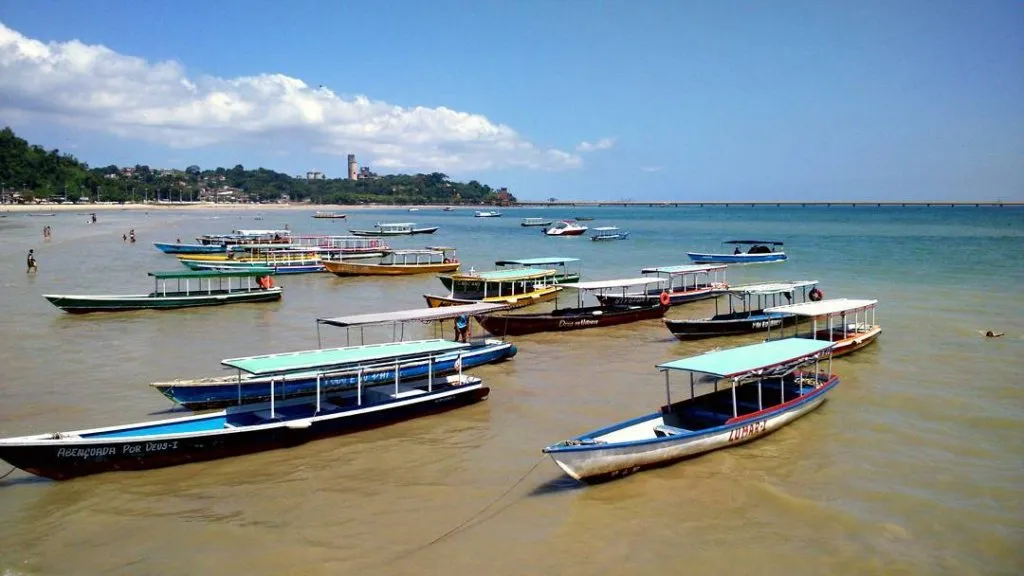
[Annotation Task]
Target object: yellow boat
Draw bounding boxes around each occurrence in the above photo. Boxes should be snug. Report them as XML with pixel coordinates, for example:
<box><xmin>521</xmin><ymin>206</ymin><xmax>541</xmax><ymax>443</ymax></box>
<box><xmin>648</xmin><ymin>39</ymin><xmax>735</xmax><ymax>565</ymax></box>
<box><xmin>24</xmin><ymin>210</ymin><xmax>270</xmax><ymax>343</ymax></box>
<box><xmin>423</xmin><ymin>267</ymin><xmax>563</xmax><ymax>309</ymax></box>
<box><xmin>324</xmin><ymin>247</ymin><xmax>460</xmax><ymax>277</ymax></box>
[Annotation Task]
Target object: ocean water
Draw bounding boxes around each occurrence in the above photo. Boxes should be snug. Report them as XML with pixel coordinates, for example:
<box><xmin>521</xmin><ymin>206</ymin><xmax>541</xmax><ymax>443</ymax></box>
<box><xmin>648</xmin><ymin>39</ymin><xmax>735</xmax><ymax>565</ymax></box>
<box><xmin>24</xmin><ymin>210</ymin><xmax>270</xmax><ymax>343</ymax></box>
<box><xmin>0</xmin><ymin>205</ymin><xmax>1021</xmax><ymax>575</ymax></box>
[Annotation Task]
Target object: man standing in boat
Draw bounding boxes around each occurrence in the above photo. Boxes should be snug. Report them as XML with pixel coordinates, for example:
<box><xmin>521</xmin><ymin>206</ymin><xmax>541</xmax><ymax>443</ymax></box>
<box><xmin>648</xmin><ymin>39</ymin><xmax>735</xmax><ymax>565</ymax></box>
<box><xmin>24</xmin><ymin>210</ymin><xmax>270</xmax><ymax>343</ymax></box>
<box><xmin>455</xmin><ymin>314</ymin><xmax>470</xmax><ymax>342</ymax></box>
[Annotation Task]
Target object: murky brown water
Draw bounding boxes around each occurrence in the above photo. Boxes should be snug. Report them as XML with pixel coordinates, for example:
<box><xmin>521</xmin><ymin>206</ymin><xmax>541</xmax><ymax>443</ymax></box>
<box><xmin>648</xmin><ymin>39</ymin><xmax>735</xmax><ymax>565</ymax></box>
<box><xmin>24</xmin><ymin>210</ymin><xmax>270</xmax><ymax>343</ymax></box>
<box><xmin>0</xmin><ymin>208</ymin><xmax>1021</xmax><ymax>575</ymax></box>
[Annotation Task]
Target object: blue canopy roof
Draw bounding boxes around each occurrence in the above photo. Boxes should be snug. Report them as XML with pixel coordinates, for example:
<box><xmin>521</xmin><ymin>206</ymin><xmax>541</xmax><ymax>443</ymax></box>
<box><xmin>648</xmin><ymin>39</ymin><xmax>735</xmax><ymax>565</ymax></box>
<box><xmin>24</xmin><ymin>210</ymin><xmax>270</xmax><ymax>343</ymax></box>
<box><xmin>656</xmin><ymin>338</ymin><xmax>833</xmax><ymax>378</ymax></box>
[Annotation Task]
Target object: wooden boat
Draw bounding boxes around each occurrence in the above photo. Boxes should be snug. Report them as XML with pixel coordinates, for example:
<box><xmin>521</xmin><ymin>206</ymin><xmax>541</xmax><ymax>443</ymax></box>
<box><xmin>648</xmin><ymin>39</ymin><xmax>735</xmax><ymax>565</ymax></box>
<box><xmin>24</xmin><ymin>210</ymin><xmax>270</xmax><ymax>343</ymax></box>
<box><xmin>688</xmin><ymin>240</ymin><xmax>787</xmax><ymax>264</ymax></box>
<box><xmin>0</xmin><ymin>370</ymin><xmax>486</xmax><ymax>481</ymax></box>
<box><xmin>544</xmin><ymin>220</ymin><xmax>588</xmax><ymax>236</ymax></box>
<box><xmin>180</xmin><ymin>248</ymin><xmax>326</xmax><ymax>274</ymax></box>
<box><xmin>153</xmin><ymin>304</ymin><xmax>516</xmax><ymax>409</ymax></box>
<box><xmin>521</xmin><ymin>218</ymin><xmax>552</xmax><ymax>227</ymax></box>
<box><xmin>153</xmin><ymin>242</ymin><xmax>227</xmax><ymax>254</ymax></box>
<box><xmin>590</xmin><ymin>226</ymin><xmax>630</xmax><ymax>241</ymax></box>
<box><xmin>312</xmin><ymin>211</ymin><xmax>347</xmax><ymax>219</ymax></box>
<box><xmin>764</xmin><ymin>298</ymin><xmax>881</xmax><ymax>357</ymax></box>
<box><xmin>475</xmin><ymin>210</ymin><xmax>503</xmax><ymax>217</ymax></box>
<box><xmin>289</xmin><ymin>235</ymin><xmax>391</xmax><ymax>259</ymax></box>
<box><xmin>424</xmin><ymin>267</ymin><xmax>562</xmax><ymax>309</ymax></box>
<box><xmin>440</xmin><ymin>257</ymin><xmax>581</xmax><ymax>291</ymax></box>
<box><xmin>665</xmin><ymin>280</ymin><xmax>819</xmax><ymax>340</ymax></box>
<box><xmin>349</xmin><ymin>222</ymin><xmax>439</xmax><ymax>236</ymax></box>
<box><xmin>475</xmin><ymin>277</ymin><xmax>669</xmax><ymax>336</ymax></box>
<box><xmin>197</xmin><ymin>229</ymin><xmax>292</xmax><ymax>246</ymax></box>
<box><xmin>596</xmin><ymin>264</ymin><xmax>728</xmax><ymax>307</ymax></box>
<box><xmin>29</xmin><ymin>213</ymin><xmax>57</xmax><ymax>217</ymax></box>
<box><xmin>43</xmin><ymin>270</ymin><xmax>281</xmax><ymax>313</ymax></box>
<box><xmin>541</xmin><ymin>338</ymin><xmax>838</xmax><ymax>483</ymax></box>
<box><xmin>323</xmin><ymin>248</ymin><xmax>459</xmax><ymax>276</ymax></box>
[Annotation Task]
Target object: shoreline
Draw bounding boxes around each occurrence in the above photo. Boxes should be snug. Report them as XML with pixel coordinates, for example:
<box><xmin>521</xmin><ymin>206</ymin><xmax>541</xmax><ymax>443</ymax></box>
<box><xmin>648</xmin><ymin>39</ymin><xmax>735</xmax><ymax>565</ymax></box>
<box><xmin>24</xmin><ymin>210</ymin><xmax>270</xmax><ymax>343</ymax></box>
<box><xmin>0</xmin><ymin>202</ymin><xmax>472</xmax><ymax>214</ymax></box>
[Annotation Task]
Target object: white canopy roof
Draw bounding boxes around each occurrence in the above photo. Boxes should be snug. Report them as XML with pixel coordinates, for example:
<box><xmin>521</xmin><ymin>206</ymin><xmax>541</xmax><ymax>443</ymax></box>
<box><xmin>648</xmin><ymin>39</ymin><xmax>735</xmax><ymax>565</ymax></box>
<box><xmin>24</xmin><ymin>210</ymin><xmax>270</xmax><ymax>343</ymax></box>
<box><xmin>317</xmin><ymin>302</ymin><xmax>509</xmax><ymax>327</ymax></box>
<box><xmin>562</xmin><ymin>277</ymin><xmax>668</xmax><ymax>291</ymax></box>
<box><xmin>727</xmin><ymin>280</ymin><xmax>818</xmax><ymax>296</ymax></box>
<box><xmin>641</xmin><ymin>264</ymin><xmax>728</xmax><ymax>275</ymax></box>
<box><xmin>763</xmin><ymin>298</ymin><xmax>878</xmax><ymax>316</ymax></box>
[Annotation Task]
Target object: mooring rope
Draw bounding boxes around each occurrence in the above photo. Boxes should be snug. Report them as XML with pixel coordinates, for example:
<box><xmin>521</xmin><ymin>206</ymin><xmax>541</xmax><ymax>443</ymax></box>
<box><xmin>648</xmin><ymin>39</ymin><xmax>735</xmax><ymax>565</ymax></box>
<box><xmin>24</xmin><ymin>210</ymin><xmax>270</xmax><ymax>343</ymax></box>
<box><xmin>0</xmin><ymin>465</ymin><xmax>16</xmax><ymax>481</ymax></box>
<box><xmin>400</xmin><ymin>455</ymin><xmax>545</xmax><ymax>558</ymax></box>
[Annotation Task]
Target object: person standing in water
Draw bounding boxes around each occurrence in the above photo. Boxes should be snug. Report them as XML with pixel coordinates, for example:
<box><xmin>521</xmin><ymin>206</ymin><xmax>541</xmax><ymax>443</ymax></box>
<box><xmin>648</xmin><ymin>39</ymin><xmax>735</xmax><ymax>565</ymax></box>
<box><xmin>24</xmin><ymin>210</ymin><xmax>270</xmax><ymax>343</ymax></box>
<box><xmin>26</xmin><ymin>249</ymin><xmax>37</xmax><ymax>273</ymax></box>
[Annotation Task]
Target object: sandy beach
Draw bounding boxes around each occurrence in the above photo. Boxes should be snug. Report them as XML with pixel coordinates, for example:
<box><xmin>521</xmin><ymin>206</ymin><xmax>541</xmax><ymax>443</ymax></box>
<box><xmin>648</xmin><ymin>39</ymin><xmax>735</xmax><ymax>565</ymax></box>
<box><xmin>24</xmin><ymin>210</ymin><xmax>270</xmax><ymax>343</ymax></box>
<box><xmin>0</xmin><ymin>202</ymin><xmax>482</xmax><ymax>214</ymax></box>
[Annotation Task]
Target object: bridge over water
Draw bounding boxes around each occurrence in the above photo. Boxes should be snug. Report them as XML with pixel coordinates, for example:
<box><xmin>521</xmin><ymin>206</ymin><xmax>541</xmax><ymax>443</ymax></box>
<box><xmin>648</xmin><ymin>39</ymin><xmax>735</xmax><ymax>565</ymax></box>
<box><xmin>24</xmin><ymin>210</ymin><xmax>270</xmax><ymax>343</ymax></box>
<box><xmin>509</xmin><ymin>201</ymin><xmax>1019</xmax><ymax>208</ymax></box>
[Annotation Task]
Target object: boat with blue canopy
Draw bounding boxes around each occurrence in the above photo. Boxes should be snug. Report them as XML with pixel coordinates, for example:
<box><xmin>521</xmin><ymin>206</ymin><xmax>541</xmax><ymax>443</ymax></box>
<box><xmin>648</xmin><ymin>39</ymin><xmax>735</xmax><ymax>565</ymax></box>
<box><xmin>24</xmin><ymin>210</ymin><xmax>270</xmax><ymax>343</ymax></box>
<box><xmin>664</xmin><ymin>280</ymin><xmax>820</xmax><ymax>339</ymax></box>
<box><xmin>596</xmin><ymin>264</ymin><xmax>728</xmax><ymax>307</ymax></box>
<box><xmin>0</xmin><ymin>362</ymin><xmax>487</xmax><ymax>480</ymax></box>
<box><xmin>43</xmin><ymin>269</ymin><xmax>281</xmax><ymax>313</ymax></box>
<box><xmin>151</xmin><ymin>302</ymin><xmax>516</xmax><ymax>410</ymax></box>
<box><xmin>688</xmin><ymin>240</ymin><xmax>787</xmax><ymax>264</ymax></box>
<box><xmin>542</xmin><ymin>338</ymin><xmax>838</xmax><ymax>483</ymax></box>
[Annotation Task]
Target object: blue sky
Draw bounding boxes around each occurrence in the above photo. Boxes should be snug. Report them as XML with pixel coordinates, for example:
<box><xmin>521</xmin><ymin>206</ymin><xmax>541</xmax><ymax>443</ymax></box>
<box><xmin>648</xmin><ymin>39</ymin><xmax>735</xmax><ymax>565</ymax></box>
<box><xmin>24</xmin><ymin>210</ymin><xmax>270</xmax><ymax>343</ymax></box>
<box><xmin>0</xmin><ymin>0</ymin><xmax>1021</xmax><ymax>201</ymax></box>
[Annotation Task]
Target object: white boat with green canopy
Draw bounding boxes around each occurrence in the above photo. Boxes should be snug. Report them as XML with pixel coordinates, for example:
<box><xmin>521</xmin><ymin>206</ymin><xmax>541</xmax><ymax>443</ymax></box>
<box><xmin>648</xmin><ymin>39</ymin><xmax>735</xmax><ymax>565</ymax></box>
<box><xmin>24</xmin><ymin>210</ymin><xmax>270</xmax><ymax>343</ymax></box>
<box><xmin>43</xmin><ymin>268</ymin><xmax>282</xmax><ymax>313</ymax></box>
<box><xmin>151</xmin><ymin>303</ymin><xmax>517</xmax><ymax>410</ymax></box>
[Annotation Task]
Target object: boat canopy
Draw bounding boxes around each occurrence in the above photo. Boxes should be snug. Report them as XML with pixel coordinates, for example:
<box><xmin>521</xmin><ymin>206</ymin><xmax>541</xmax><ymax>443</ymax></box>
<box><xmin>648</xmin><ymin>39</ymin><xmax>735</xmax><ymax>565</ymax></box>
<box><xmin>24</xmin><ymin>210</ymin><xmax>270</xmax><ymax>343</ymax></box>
<box><xmin>763</xmin><ymin>298</ymin><xmax>878</xmax><ymax>317</ymax></box>
<box><xmin>453</xmin><ymin>268</ymin><xmax>557</xmax><ymax>281</ymax></box>
<box><xmin>378</xmin><ymin>222</ymin><xmax>415</xmax><ymax>227</ymax></box>
<box><xmin>425</xmin><ymin>246</ymin><xmax>457</xmax><ymax>251</ymax></box>
<box><xmin>562</xmin><ymin>277</ymin><xmax>668</xmax><ymax>291</ymax></box>
<box><xmin>726</xmin><ymin>280</ymin><xmax>818</xmax><ymax>296</ymax></box>
<box><xmin>317</xmin><ymin>302</ymin><xmax>508</xmax><ymax>328</ymax></box>
<box><xmin>389</xmin><ymin>249</ymin><xmax>444</xmax><ymax>256</ymax></box>
<box><xmin>591</xmin><ymin>226</ymin><xmax>620</xmax><ymax>232</ymax></box>
<box><xmin>494</xmin><ymin>257</ymin><xmax>580</xmax><ymax>267</ymax></box>
<box><xmin>221</xmin><ymin>339</ymin><xmax>470</xmax><ymax>375</ymax></box>
<box><xmin>656</xmin><ymin>338</ymin><xmax>834</xmax><ymax>379</ymax></box>
<box><xmin>148</xmin><ymin>269</ymin><xmax>276</xmax><ymax>279</ymax></box>
<box><xmin>724</xmin><ymin>240</ymin><xmax>784</xmax><ymax>245</ymax></box>
<box><xmin>233</xmin><ymin>229</ymin><xmax>291</xmax><ymax>236</ymax></box>
<box><xmin>641</xmin><ymin>264</ymin><xmax>728</xmax><ymax>275</ymax></box>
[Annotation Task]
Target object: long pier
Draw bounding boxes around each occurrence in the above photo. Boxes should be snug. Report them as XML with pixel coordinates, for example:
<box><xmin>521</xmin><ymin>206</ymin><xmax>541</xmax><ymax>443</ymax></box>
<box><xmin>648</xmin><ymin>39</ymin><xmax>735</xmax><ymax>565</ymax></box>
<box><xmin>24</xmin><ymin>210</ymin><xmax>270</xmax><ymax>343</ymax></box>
<box><xmin>510</xmin><ymin>201</ymin><xmax>1020</xmax><ymax>208</ymax></box>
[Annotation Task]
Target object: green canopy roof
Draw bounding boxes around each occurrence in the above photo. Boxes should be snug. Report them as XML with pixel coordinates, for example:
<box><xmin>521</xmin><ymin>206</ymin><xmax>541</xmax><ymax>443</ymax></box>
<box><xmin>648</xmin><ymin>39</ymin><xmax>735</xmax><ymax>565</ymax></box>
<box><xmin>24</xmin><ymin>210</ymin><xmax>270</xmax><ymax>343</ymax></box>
<box><xmin>148</xmin><ymin>268</ymin><xmax>276</xmax><ymax>279</ymax></box>
<box><xmin>656</xmin><ymin>338</ymin><xmax>833</xmax><ymax>378</ymax></box>
<box><xmin>221</xmin><ymin>339</ymin><xmax>470</xmax><ymax>375</ymax></box>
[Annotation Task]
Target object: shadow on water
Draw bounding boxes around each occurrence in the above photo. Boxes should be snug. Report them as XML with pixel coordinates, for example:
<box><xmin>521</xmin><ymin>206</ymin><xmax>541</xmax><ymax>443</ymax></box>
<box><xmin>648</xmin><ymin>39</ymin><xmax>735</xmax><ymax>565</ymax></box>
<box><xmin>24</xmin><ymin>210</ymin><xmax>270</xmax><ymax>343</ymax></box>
<box><xmin>527</xmin><ymin>474</ymin><xmax>586</xmax><ymax>496</ymax></box>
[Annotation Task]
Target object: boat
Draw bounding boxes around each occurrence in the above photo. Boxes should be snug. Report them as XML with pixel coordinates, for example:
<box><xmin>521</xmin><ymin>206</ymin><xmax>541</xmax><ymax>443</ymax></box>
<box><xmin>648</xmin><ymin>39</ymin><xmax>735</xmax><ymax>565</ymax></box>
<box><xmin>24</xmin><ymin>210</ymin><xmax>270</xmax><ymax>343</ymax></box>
<box><xmin>475</xmin><ymin>277</ymin><xmax>669</xmax><ymax>336</ymax></box>
<box><xmin>439</xmin><ymin>257</ymin><xmax>581</xmax><ymax>291</ymax></box>
<box><xmin>574</xmin><ymin>216</ymin><xmax>595</xmax><ymax>221</ymax></box>
<box><xmin>349</xmin><ymin>222</ymin><xmax>439</xmax><ymax>236</ymax></box>
<box><xmin>323</xmin><ymin>248</ymin><xmax>459</xmax><ymax>276</ymax></box>
<box><xmin>664</xmin><ymin>281</ymin><xmax>820</xmax><ymax>340</ymax></box>
<box><xmin>196</xmin><ymin>229</ymin><xmax>292</xmax><ymax>246</ymax></box>
<box><xmin>590</xmin><ymin>226</ymin><xmax>630</xmax><ymax>241</ymax></box>
<box><xmin>443</xmin><ymin>207</ymin><xmax>456</xmax><ymax>212</ymax></box>
<box><xmin>289</xmin><ymin>235</ymin><xmax>391</xmax><ymax>259</ymax></box>
<box><xmin>43</xmin><ymin>269</ymin><xmax>282</xmax><ymax>313</ymax></box>
<box><xmin>408</xmin><ymin>208</ymin><xmax>420</xmax><ymax>212</ymax></box>
<box><xmin>28</xmin><ymin>213</ymin><xmax>57</xmax><ymax>217</ymax></box>
<box><xmin>475</xmin><ymin>210</ymin><xmax>502</xmax><ymax>218</ymax></box>
<box><xmin>0</xmin><ymin>369</ymin><xmax>486</xmax><ymax>480</ymax></box>
<box><xmin>424</xmin><ymin>267</ymin><xmax>562</xmax><ymax>309</ymax></box>
<box><xmin>312</xmin><ymin>211</ymin><xmax>347</xmax><ymax>219</ymax></box>
<box><xmin>520</xmin><ymin>218</ymin><xmax>553</xmax><ymax>227</ymax></box>
<box><xmin>764</xmin><ymin>298</ymin><xmax>881</xmax><ymax>357</ymax></box>
<box><xmin>153</xmin><ymin>242</ymin><xmax>229</xmax><ymax>254</ymax></box>
<box><xmin>688</xmin><ymin>240</ymin><xmax>787</xmax><ymax>264</ymax></box>
<box><xmin>541</xmin><ymin>338</ymin><xmax>838</xmax><ymax>483</ymax></box>
<box><xmin>152</xmin><ymin>304</ymin><xmax>517</xmax><ymax>409</ymax></box>
<box><xmin>179</xmin><ymin>248</ymin><xmax>326</xmax><ymax>274</ymax></box>
<box><xmin>596</xmin><ymin>264</ymin><xmax>728</xmax><ymax>307</ymax></box>
<box><xmin>544</xmin><ymin>220</ymin><xmax>588</xmax><ymax>236</ymax></box>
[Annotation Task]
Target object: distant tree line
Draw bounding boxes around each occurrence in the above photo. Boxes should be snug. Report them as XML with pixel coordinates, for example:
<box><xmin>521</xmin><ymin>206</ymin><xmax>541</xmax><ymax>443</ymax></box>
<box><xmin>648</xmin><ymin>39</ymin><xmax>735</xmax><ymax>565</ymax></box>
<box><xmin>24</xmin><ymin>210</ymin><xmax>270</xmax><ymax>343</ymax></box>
<box><xmin>0</xmin><ymin>127</ymin><xmax>514</xmax><ymax>205</ymax></box>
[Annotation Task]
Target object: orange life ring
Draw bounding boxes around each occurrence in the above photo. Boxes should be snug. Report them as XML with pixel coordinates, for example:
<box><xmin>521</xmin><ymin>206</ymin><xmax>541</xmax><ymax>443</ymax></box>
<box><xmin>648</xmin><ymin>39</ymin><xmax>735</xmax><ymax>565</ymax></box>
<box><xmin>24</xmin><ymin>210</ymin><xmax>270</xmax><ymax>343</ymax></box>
<box><xmin>258</xmin><ymin>275</ymin><xmax>273</xmax><ymax>289</ymax></box>
<box><xmin>808</xmin><ymin>287</ymin><xmax>823</xmax><ymax>302</ymax></box>
<box><xmin>659</xmin><ymin>291</ymin><xmax>671</xmax><ymax>306</ymax></box>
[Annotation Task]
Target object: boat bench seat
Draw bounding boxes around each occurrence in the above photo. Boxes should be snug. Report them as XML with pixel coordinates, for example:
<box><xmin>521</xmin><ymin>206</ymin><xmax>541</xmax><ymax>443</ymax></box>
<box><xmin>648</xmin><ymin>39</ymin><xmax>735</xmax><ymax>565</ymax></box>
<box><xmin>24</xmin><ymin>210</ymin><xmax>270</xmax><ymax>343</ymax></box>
<box><xmin>253</xmin><ymin>410</ymin><xmax>281</xmax><ymax>421</ymax></box>
<box><xmin>653</xmin><ymin>425</ymin><xmax>690</xmax><ymax>437</ymax></box>
<box><xmin>686</xmin><ymin>409</ymin><xmax>731</xmax><ymax>425</ymax></box>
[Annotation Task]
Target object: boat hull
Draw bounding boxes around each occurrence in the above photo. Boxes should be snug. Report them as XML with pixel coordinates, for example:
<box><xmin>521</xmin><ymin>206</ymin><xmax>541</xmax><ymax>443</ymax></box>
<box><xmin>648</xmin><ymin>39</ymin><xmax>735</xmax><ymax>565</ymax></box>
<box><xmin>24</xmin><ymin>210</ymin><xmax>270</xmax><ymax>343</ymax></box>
<box><xmin>665</xmin><ymin>310</ymin><xmax>800</xmax><ymax>339</ymax></box>
<box><xmin>349</xmin><ymin>227</ymin><xmax>439</xmax><ymax>237</ymax></box>
<box><xmin>591</xmin><ymin>233</ymin><xmax>629</xmax><ymax>241</ymax></box>
<box><xmin>543</xmin><ymin>375</ymin><xmax>838</xmax><ymax>483</ymax></box>
<box><xmin>476</xmin><ymin>304</ymin><xmax>667</xmax><ymax>336</ymax></box>
<box><xmin>423</xmin><ymin>286</ymin><xmax>562</xmax><ymax>309</ymax></box>
<box><xmin>44</xmin><ymin>289</ymin><xmax>282</xmax><ymax>313</ymax></box>
<box><xmin>438</xmin><ymin>273</ymin><xmax>580</xmax><ymax>291</ymax></box>
<box><xmin>183</xmin><ymin>260</ymin><xmax>325</xmax><ymax>274</ymax></box>
<box><xmin>687</xmin><ymin>252</ymin><xmax>787</xmax><ymax>264</ymax></box>
<box><xmin>154</xmin><ymin>242</ymin><xmax>227</xmax><ymax>254</ymax></box>
<box><xmin>0</xmin><ymin>382</ymin><xmax>488</xmax><ymax>481</ymax></box>
<box><xmin>152</xmin><ymin>341</ymin><xmax>516</xmax><ymax>410</ymax></box>
<box><xmin>323</xmin><ymin>260</ymin><xmax>460</xmax><ymax>276</ymax></box>
<box><xmin>816</xmin><ymin>325</ymin><xmax>882</xmax><ymax>357</ymax></box>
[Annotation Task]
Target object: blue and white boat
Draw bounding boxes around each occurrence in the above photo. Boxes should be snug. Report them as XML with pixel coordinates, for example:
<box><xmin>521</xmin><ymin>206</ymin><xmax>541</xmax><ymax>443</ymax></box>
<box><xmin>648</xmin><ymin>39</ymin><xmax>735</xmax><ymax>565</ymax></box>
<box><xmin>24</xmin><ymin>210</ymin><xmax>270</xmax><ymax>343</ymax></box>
<box><xmin>664</xmin><ymin>280</ymin><xmax>820</xmax><ymax>339</ymax></box>
<box><xmin>542</xmin><ymin>338</ymin><xmax>837</xmax><ymax>483</ymax></box>
<box><xmin>153</xmin><ymin>242</ymin><xmax>228</xmax><ymax>254</ymax></box>
<box><xmin>0</xmin><ymin>369</ymin><xmax>486</xmax><ymax>481</ymax></box>
<box><xmin>688</xmin><ymin>240</ymin><xmax>787</xmax><ymax>264</ymax></box>
<box><xmin>590</xmin><ymin>226</ymin><xmax>630</xmax><ymax>241</ymax></box>
<box><xmin>596</xmin><ymin>264</ymin><xmax>728</xmax><ymax>307</ymax></box>
<box><xmin>151</xmin><ymin>303</ymin><xmax>517</xmax><ymax>410</ymax></box>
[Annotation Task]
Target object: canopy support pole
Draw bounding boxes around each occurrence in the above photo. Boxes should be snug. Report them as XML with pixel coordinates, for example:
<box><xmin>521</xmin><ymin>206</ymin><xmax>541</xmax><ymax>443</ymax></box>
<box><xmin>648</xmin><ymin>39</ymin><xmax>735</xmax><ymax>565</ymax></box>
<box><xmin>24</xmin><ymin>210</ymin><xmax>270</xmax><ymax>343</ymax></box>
<box><xmin>316</xmin><ymin>373</ymin><xmax>321</xmax><ymax>414</ymax></box>
<box><xmin>731</xmin><ymin>379</ymin><xmax>738</xmax><ymax>418</ymax></box>
<box><xmin>664</xmin><ymin>370</ymin><xmax>672</xmax><ymax>407</ymax></box>
<box><xmin>270</xmin><ymin>378</ymin><xmax>276</xmax><ymax>419</ymax></box>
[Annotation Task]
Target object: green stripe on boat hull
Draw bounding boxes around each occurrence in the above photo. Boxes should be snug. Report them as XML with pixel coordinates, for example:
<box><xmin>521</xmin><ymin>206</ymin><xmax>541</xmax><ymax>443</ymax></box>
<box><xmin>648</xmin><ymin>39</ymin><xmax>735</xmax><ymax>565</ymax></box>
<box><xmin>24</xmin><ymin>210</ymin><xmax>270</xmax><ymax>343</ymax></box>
<box><xmin>44</xmin><ymin>289</ymin><xmax>282</xmax><ymax>313</ymax></box>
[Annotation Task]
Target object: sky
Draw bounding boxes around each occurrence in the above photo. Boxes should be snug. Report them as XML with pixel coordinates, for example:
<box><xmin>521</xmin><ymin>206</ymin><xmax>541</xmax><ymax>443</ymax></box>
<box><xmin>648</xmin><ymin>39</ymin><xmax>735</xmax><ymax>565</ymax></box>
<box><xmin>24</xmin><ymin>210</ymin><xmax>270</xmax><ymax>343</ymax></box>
<box><xmin>0</xmin><ymin>0</ymin><xmax>1021</xmax><ymax>201</ymax></box>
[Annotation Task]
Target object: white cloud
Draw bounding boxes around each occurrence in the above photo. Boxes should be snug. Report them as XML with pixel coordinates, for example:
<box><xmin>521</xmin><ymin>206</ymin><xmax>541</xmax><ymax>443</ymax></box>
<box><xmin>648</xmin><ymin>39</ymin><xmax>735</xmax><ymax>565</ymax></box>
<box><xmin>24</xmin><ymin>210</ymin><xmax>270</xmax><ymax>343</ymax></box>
<box><xmin>576</xmin><ymin>137</ymin><xmax>616</xmax><ymax>152</ymax></box>
<box><xmin>639</xmin><ymin>165</ymin><xmax>664</xmax><ymax>172</ymax></box>
<box><xmin>0</xmin><ymin>22</ymin><xmax>581</xmax><ymax>172</ymax></box>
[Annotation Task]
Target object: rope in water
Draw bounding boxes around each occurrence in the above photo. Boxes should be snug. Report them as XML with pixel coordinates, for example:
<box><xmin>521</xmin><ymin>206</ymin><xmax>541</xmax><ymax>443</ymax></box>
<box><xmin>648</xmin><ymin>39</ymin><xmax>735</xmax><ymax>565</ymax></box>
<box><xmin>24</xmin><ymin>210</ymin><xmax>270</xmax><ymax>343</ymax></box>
<box><xmin>401</xmin><ymin>455</ymin><xmax>545</xmax><ymax>557</ymax></box>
